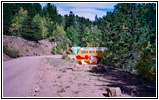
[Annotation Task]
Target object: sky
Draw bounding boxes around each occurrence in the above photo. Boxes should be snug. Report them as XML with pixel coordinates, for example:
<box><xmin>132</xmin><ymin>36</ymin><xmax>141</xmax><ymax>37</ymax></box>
<box><xmin>40</xmin><ymin>3</ymin><xmax>117</xmax><ymax>21</ymax></box>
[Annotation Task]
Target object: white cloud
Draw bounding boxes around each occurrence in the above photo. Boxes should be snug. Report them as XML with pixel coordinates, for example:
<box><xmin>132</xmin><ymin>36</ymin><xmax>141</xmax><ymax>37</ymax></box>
<box><xmin>57</xmin><ymin>7</ymin><xmax>68</xmax><ymax>15</ymax></box>
<box><xmin>70</xmin><ymin>8</ymin><xmax>106</xmax><ymax>20</ymax></box>
<box><xmin>41</xmin><ymin>3</ymin><xmax>117</xmax><ymax>21</ymax></box>
<box><xmin>55</xmin><ymin>3</ymin><xmax>116</xmax><ymax>9</ymax></box>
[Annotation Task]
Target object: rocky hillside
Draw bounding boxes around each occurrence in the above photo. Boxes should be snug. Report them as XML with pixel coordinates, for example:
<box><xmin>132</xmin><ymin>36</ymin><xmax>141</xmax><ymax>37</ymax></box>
<box><xmin>3</xmin><ymin>35</ymin><xmax>55</xmax><ymax>57</ymax></box>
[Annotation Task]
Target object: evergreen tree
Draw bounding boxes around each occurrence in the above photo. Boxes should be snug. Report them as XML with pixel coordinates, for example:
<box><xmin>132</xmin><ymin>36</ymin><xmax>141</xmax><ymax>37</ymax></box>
<box><xmin>21</xmin><ymin>15</ymin><xmax>33</xmax><ymax>40</ymax></box>
<box><xmin>9</xmin><ymin>7</ymin><xmax>28</xmax><ymax>36</ymax></box>
<box><xmin>41</xmin><ymin>17</ymin><xmax>48</xmax><ymax>39</ymax></box>
<box><xmin>52</xmin><ymin>24</ymin><xmax>66</xmax><ymax>54</ymax></box>
<box><xmin>66</xmin><ymin>26</ymin><xmax>79</xmax><ymax>46</ymax></box>
<box><xmin>99</xmin><ymin>3</ymin><xmax>156</xmax><ymax>82</ymax></box>
<box><xmin>65</xmin><ymin>11</ymin><xmax>75</xmax><ymax>30</ymax></box>
<box><xmin>33</xmin><ymin>3</ymin><xmax>42</xmax><ymax>16</ymax></box>
<box><xmin>21</xmin><ymin>14</ymin><xmax>43</xmax><ymax>42</ymax></box>
<box><xmin>3</xmin><ymin>3</ymin><xmax>21</xmax><ymax>35</ymax></box>
<box><xmin>31</xmin><ymin>14</ymin><xmax>43</xmax><ymax>41</ymax></box>
<box><xmin>45</xmin><ymin>14</ymin><xmax>55</xmax><ymax>39</ymax></box>
<box><xmin>43</xmin><ymin>3</ymin><xmax>58</xmax><ymax>23</ymax></box>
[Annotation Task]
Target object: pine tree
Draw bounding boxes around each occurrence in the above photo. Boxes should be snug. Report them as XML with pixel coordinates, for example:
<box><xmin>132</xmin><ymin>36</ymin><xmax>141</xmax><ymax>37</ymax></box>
<box><xmin>3</xmin><ymin>3</ymin><xmax>22</xmax><ymax>35</ymax></box>
<box><xmin>65</xmin><ymin>11</ymin><xmax>75</xmax><ymax>30</ymax></box>
<box><xmin>21</xmin><ymin>15</ymin><xmax>33</xmax><ymax>40</ymax></box>
<box><xmin>33</xmin><ymin>3</ymin><xmax>42</xmax><ymax>16</ymax></box>
<box><xmin>43</xmin><ymin>3</ymin><xmax>58</xmax><ymax>23</ymax></box>
<box><xmin>52</xmin><ymin>24</ymin><xmax>66</xmax><ymax>54</ymax></box>
<box><xmin>21</xmin><ymin>14</ymin><xmax>43</xmax><ymax>42</ymax></box>
<box><xmin>41</xmin><ymin>17</ymin><xmax>48</xmax><ymax>39</ymax></box>
<box><xmin>45</xmin><ymin>14</ymin><xmax>55</xmax><ymax>39</ymax></box>
<box><xmin>31</xmin><ymin>14</ymin><xmax>43</xmax><ymax>41</ymax></box>
<box><xmin>66</xmin><ymin>26</ymin><xmax>79</xmax><ymax>46</ymax></box>
<box><xmin>9</xmin><ymin>7</ymin><xmax>28</xmax><ymax>36</ymax></box>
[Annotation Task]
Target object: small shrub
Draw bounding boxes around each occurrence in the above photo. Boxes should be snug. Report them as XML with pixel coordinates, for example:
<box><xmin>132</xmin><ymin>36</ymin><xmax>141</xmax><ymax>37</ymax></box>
<box><xmin>135</xmin><ymin>44</ymin><xmax>156</xmax><ymax>82</ymax></box>
<box><xmin>3</xmin><ymin>45</ymin><xmax>20</xmax><ymax>58</ymax></box>
<box><xmin>11</xmin><ymin>50</ymin><xmax>20</xmax><ymax>58</ymax></box>
<box><xmin>56</xmin><ymin>44</ymin><xmax>63</xmax><ymax>55</ymax></box>
<box><xmin>66</xmin><ymin>49</ymin><xmax>71</xmax><ymax>54</ymax></box>
<box><xmin>51</xmin><ymin>44</ymin><xmax>63</xmax><ymax>55</ymax></box>
<box><xmin>135</xmin><ymin>54</ymin><xmax>156</xmax><ymax>82</ymax></box>
<box><xmin>61</xmin><ymin>54</ymin><xmax>70</xmax><ymax>60</ymax></box>
<box><xmin>51</xmin><ymin>47</ymin><xmax>55</xmax><ymax>55</ymax></box>
<box><xmin>3</xmin><ymin>45</ymin><xmax>8</xmax><ymax>53</ymax></box>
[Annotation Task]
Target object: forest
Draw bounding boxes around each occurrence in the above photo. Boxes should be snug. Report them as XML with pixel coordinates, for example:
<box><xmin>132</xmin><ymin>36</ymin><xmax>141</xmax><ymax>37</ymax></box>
<box><xmin>3</xmin><ymin>3</ymin><xmax>156</xmax><ymax>82</ymax></box>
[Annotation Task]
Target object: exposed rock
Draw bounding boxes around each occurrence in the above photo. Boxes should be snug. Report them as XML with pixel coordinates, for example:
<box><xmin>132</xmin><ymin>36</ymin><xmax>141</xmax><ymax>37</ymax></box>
<box><xmin>106</xmin><ymin>87</ymin><xmax>122</xmax><ymax>97</ymax></box>
<box><xmin>34</xmin><ymin>86</ymin><xmax>40</xmax><ymax>92</ymax></box>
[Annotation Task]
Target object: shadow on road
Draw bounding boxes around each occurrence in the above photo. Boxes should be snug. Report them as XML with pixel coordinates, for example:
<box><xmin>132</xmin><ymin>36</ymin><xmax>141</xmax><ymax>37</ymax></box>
<box><xmin>88</xmin><ymin>64</ymin><xmax>156</xmax><ymax>97</ymax></box>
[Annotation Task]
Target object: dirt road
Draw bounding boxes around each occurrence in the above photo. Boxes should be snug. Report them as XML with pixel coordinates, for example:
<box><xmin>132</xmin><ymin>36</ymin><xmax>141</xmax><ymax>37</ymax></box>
<box><xmin>3</xmin><ymin>55</ymin><xmax>74</xmax><ymax>97</ymax></box>
<box><xmin>3</xmin><ymin>55</ymin><xmax>156</xmax><ymax>97</ymax></box>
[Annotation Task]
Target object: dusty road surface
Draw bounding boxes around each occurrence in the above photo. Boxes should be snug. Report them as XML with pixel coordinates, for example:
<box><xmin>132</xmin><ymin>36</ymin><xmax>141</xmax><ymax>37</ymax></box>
<box><xmin>3</xmin><ymin>55</ymin><xmax>74</xmax><ymax>97</ymax></box>
<box><xmin>3</xmin><ymin>55</ymin><xmax>156</xmax><ymax>97</ymax></box>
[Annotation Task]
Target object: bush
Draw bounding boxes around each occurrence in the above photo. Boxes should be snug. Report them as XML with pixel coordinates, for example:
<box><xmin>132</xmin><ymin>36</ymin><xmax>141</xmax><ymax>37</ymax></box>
<box><xmin>66</xmin><ymin>49</ymin><xmax>71</xmax><ymax>54</ymax></box>
<box><xmin>61</xmin><ymin>54</ymin><xmax>70</xmax><ymax>60</ymax></box>
<box><xmin>56</xmin><ymin>43</ymin><xmax>63</xmax><ymax>55</ymax></box>
<box><xmin>135</xmin><ymin>46</ymin><xmax>156</xmax><ymax>82</ymax></box>
<box><xmin>3</xmin><ymin>45</ymin><xmax>20</xmax><ymax>58</ymax></box>
<box><xmin>51</xmin><ymin>44</ymin><xmax>63</xmax><ymax>55</ymax></box>
<box><xmin>51</xmin><ymin>47</ymin><xmax>55</xmax><ymax>55</ymax></box>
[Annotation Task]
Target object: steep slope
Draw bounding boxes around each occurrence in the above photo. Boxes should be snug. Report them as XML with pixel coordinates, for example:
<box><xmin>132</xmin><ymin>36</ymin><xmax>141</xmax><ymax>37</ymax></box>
<box><xmin>3</xmin><ymin>35</ymin><xmax>55</xmax><ymax>57</ymax></box>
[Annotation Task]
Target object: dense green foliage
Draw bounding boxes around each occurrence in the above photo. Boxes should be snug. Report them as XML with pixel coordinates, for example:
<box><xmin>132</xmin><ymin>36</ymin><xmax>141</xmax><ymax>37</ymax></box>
<box><xmin>99</xmin><ymin>3</ymin><xmax>156</xmax><ymax>82</ymax></box>
<box><xmin>3</xmin><ymin>3</ymin><xmax>156</xmax><ymax>82</ymax></box>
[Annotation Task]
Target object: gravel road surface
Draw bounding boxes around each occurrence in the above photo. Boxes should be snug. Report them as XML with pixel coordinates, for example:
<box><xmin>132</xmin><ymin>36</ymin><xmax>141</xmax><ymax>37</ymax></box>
<box><xmin>3</xmin><ymin>55</ymin><xmax>75</xmax><ymax>97</ymax></box>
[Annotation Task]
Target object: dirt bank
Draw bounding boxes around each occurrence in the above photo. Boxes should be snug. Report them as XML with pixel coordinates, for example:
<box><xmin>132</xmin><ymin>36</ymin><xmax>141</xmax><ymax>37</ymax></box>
<box><xmin>3</xmin><ymin>35</ymin><xmax>55</xmax><ymax>56</ymax></box>
<box><xmin>3</xmin><ymin>53</ymin><xmax>13</xmax><ymax>61</ymax></box>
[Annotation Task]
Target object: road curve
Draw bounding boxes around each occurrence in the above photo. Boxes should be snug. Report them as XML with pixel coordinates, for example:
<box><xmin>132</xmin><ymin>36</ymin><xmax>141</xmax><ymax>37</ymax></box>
<box><xmin>3</xmin><ymin>55</ymin><xmax>75</xmax><ymax>97</ymax></box>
